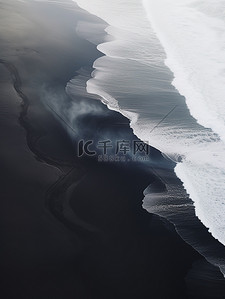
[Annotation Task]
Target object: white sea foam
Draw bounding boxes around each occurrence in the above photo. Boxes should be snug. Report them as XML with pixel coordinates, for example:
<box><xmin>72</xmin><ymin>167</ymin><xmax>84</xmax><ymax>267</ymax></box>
<box><xmin>74</xmin><ymin>0</ymin><xmax>225</xmax><ymax>266</ymax></box>
<box><xmin>142</xmin><ymin>0</ymin><xmax>225</xmax><ymax>142</ymax></box>
<box><xmin>142</xmin><ymin>0</ymin><xmax>225</xmax><ymax>245</ymax></box>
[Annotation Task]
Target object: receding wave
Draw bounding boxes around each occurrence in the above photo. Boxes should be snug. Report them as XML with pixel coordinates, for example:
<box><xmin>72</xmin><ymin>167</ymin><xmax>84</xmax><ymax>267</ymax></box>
<box><xmin>74</xmin><ymin>0</ymin><xmax>225</xmax><ymax>275</ymax></box>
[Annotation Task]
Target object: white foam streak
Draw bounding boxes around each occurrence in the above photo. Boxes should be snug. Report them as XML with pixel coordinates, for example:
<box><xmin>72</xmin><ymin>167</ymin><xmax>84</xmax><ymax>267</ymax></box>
<box><xmin>74</xmin><ymin>0</ymin><xmax>225</xmax><ymax>250</ymax></box>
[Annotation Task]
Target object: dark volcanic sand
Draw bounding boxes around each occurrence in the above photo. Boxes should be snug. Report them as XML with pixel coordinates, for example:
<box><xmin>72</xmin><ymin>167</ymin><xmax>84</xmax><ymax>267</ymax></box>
<box><xmin>1</xmin><ymin>1</ymin><xmax>225</xmax><ymax>298</ymax></box>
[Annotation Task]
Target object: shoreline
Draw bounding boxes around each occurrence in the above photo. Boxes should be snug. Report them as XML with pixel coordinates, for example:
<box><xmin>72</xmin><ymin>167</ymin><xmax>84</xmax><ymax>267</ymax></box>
<box><xmin>74</xmin><ymin>0</ymin><xmax>225</xmax><ymax>282</ymax></box>
<box><xmin>143</xmin><ymin>0</ymin><xmax>225</xmax><ymax>251</ymax></box>
<box><xmin>0</xmin><ymin>0</ymin><xmax>225</xmax><ymax>298</ymax></box>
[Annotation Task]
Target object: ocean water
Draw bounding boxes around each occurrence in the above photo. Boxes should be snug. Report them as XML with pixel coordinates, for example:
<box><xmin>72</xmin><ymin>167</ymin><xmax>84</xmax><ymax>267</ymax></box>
<box><xmin>74</xmin><ymin>0</ymin><xmax>225</xmax><ymax>274</ymax></box>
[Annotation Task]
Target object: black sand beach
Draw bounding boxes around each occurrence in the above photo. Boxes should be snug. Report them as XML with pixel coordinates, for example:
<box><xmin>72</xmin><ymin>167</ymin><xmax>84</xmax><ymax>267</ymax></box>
<box><xmin>1</xmin><ymin>1</ymin><xmax>225</xmax><ymax>298</ymax></box>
